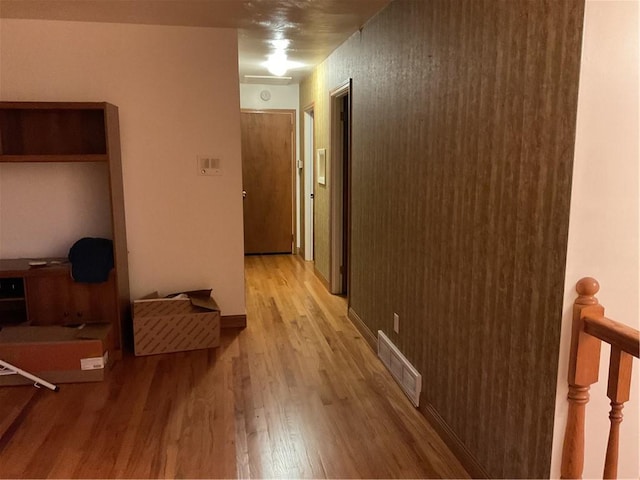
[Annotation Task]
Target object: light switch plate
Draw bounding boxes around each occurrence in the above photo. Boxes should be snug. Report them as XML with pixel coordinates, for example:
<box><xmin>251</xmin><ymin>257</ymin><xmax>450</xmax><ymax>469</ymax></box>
<box><xmin>198</xmin><ymin>156</ymin><xmax>222</xmax><ymax>176</ymax></box>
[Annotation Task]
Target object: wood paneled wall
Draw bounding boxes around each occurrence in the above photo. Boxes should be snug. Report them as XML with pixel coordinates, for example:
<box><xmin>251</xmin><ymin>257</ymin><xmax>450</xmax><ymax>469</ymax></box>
<box><xmin>299</xmin><ymin>0</ymin><xmax>585</xmax><ymax>477</ymax></box>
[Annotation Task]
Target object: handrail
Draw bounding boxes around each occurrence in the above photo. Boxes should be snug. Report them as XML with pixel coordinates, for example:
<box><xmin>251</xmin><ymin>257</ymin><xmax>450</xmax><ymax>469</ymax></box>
<box><xmin>583</xmin><ymin>314</ymin><xmax>639</xmax><ymax>359</ymax></box>
<box><xmin>561</xmin><ymin>277</ymin><xmax>639</xmax><ymax>479</ymax></box>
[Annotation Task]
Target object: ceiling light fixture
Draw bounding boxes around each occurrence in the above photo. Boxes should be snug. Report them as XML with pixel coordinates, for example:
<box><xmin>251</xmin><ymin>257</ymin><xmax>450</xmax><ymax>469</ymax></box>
<box><xmin>262</xmin><ymin>51</ymin><xmax>304</xmax><ymax>77</ymax></box>
<box><xmin>265</xmin><ymin>51</ymin><xmax>288</xmax><ymax>76</ymax></box>
<box><xmin>270</xmin><ymin>39</ymin><xmax>290</xmax><ymax>50</ymax></box>
<box><xmin>262</xmin><ymin>37</ymin><xmax>304</xmax><ymax>77</ymax></box>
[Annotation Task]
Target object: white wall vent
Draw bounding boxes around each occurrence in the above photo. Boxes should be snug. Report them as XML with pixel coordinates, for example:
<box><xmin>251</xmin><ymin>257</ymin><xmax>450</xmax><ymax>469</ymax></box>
<box><xmin>377</xmin><ymin>330</ymin><xmax>422</xmax><ymax>407</ymax></box>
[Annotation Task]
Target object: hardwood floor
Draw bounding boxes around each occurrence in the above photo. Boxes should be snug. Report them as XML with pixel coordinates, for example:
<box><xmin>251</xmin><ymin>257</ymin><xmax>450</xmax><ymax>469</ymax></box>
<box><xmin>0</xmin><ymin>255</ymin><xmax>469</xmax><ymax>478</ymax></box>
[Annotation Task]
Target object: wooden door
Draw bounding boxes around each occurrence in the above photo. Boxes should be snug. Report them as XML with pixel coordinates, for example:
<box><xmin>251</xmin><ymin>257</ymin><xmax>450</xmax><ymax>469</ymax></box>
<box><xmin>241</xmin><ymin>110</ymin><xmax>294</xmax><ymax>254</ymax></box>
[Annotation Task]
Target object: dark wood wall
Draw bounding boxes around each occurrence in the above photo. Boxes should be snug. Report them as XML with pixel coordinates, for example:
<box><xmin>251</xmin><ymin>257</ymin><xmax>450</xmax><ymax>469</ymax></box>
<box><xmin>301</xmin><ymin>0</ymin><xmax>585</xmax><ymax>477</ymax></box>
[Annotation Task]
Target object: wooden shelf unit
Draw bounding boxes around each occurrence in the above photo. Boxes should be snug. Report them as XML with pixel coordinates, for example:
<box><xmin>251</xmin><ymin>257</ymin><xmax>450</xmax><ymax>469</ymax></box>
<box><xmin>0</xmin><ymin>102</ymin><xmax>130</xmax><ymax>357</ymax></box>
<box><xmin>0</xmin><ymin>260</ymin><xmax>118</xmax><ymax>337</ymax></box>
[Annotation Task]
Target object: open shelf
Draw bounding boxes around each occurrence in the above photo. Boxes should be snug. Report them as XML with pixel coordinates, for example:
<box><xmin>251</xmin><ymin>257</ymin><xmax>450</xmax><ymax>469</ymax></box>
<box><xmin>0</xmin><ymin>106</ymin><xmax>107</xmax><ymax>157</ymax></box>
<box><xmin>0</xmin><ymin>277</ymin><xmax>27</xmax><ymax>325</ymax></box>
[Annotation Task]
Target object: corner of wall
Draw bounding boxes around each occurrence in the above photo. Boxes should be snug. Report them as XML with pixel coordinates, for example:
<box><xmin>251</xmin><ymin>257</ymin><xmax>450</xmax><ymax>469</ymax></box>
<box><xmin>0</xmin><ymin>17</ymin><xmax>4</xmax><ymax>254</ymax></box>
<box><xmin>0</xmin><ymin>17</ymin><xmax>3</xmax><ymax>97</ymax></box>
<box><xmin>550</xmin><ymin>1</ymin><xmax>640</xmax><ymax>478</ymax></box>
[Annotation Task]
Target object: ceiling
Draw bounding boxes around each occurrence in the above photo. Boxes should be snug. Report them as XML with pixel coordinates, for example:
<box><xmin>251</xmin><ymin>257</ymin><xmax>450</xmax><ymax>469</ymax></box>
<box><xmin>0</xmin><ymin>0</ymin><xmax>391</xmax><ymax>84</ymax></box>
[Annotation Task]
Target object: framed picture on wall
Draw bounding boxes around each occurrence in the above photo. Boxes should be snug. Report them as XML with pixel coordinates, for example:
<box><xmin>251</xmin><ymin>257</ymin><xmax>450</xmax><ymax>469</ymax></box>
<box><xmin>317</xmin><ymin>148</ymin><xmax>326</xmax><ymax>185</ymax></box>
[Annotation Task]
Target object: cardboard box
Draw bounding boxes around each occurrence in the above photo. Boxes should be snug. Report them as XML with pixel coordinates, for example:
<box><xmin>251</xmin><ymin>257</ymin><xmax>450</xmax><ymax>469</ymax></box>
<box><xmin>0</xmin><ymin>323</ymin><xmax>110</xmax><ymax>386</ymax></box>
<box><xmin>133</xmin><ymin>295</ymin><xmax>220</xmax><ymax>356</ymax></box>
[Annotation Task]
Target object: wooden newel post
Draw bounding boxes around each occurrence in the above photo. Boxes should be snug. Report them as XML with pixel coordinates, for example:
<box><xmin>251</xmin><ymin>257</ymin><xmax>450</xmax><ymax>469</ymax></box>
<box><xmin>561</xmin><ymin>277</ymin><xmax>604</xmax><ymax>479</ymax></box>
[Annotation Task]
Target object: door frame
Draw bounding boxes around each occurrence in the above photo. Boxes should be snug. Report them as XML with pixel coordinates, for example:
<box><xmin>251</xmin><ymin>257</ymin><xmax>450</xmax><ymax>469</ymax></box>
<box><xmin>302</xmin><ymin>103</ymin><xmax>315</xmax><ymax>262</ymax></box>
<box><xmin>240</xmin><ymin>108</ymin><xmax>297</xmax><ymax>253</ymax></box>
<box><xmin>329</xmin><ymin>79</ymin><xmax>352</xmax><ymax>295</ymax></box>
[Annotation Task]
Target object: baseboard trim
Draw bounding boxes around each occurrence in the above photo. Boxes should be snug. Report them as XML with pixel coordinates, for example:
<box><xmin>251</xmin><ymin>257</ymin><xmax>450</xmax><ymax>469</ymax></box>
<box><xmin>221</xmin><ymin>314</ymin><xmax>246</xmax><ymax>329</ymax></box>
<box><xmin>313</xmin><ymin>266</ymin><xmax>331</xmax><ymax>291</ymax></box>
<box><xmin>347</xmin><ymin>307</ymin><xmax>488</xmax><ymax>478</ymax></box>
<box><xmin>347</xmin><ymin>307</ymin><xmax>377</xmax><ymax>351</ymax></box>
<box><xmin>421</xmin><ymin>402</ymin><xmax>490</xmax><ymax>479</ymax></box>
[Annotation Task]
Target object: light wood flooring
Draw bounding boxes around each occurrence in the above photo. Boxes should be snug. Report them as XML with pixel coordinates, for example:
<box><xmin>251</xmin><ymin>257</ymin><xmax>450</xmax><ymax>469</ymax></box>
<box><xmin>0</xmin><ymin>255</ymin><xmax>469</xmax><ymax>478</ymax></box>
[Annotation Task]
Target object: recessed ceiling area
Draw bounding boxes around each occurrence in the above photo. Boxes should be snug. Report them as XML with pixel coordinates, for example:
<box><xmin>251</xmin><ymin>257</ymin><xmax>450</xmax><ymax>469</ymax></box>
<box><xmin>0</xmin><ymin>0</ymin><xmax>391</xmax><ymax>84</ymax></box>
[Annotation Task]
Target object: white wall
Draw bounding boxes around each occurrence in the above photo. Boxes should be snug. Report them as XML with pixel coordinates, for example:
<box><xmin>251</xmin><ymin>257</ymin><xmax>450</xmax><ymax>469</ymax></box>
<box><xmin>0</xmin><ymin>163</ymin><xmax>112</xmax><ymax>257</ymax></box>
<box><xmin>551</xmin><ymin>1</ymin><xmax>639</xmax><ymax>478</ymax></box>
<box><xmin>0</xmin><ymin>19</ymin><xmax>246</xmax><ymax>315</ymax></box>
<box><xmin>240</xmin><ymin>83</ymin><xmax>299</xmax><ymax>113</ymax></box>
<box><xmin>239</xmin><ymin>83</ymin><xmax>302</xmax><ymax>250</ymax></box>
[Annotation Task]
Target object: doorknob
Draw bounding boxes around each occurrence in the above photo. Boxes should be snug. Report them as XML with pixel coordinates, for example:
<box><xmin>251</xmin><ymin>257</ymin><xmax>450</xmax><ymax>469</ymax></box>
<box><xmin>242</xmin><ymin>190</ymin><xmax>247</xmax><ymax>198</ymax></box>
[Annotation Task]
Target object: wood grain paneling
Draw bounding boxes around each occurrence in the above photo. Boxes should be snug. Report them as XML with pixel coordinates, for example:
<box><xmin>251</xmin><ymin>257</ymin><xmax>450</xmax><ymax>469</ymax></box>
<box><xmin>300</xmin><ymin>0</ymin><xmax>585</xmax><ymax>477</ymax></box>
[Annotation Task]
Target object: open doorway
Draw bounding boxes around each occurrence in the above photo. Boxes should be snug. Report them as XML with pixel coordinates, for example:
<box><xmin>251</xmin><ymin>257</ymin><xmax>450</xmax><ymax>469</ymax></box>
<box><xmin>303</xmin><ymin>106</ymin><xmax>315</xmax><ymax>262</ymax></box>
<box><xmin>329</xmin><ymin>80</ymin><xmax>351</xmax><ymax>295</ymax></box>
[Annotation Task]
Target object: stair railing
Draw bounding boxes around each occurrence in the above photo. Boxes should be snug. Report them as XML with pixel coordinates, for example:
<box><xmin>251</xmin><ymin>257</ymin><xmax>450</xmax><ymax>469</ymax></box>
<box><xmin>561</xmin><ymin>277</ymin><xmax>639</xmax><ymax>479</ymax></box>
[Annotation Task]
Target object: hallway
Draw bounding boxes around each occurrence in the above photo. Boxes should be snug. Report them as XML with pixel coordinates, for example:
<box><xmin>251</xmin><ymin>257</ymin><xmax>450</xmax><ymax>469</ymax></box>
<box><xmin>0</xmin><ymin>255</ymin><xmax>468</xmax><ymax>478</ymax></box>
<box><xmin>239</xmin><ymin>254</ymin><xmax>468</xmax><ymax>478</ymax></box>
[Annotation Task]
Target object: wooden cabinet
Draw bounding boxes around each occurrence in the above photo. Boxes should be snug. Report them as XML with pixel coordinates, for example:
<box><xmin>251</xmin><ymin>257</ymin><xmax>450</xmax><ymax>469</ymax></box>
<box><xmin>0</xmin><ymin>102</ymin><xmax>130</xmax><ymax>357</ymax></box>
<box><xmin>25</xmin><ymin>269</ymin><xmax>118</xmax><ymax>326</ymax></box>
